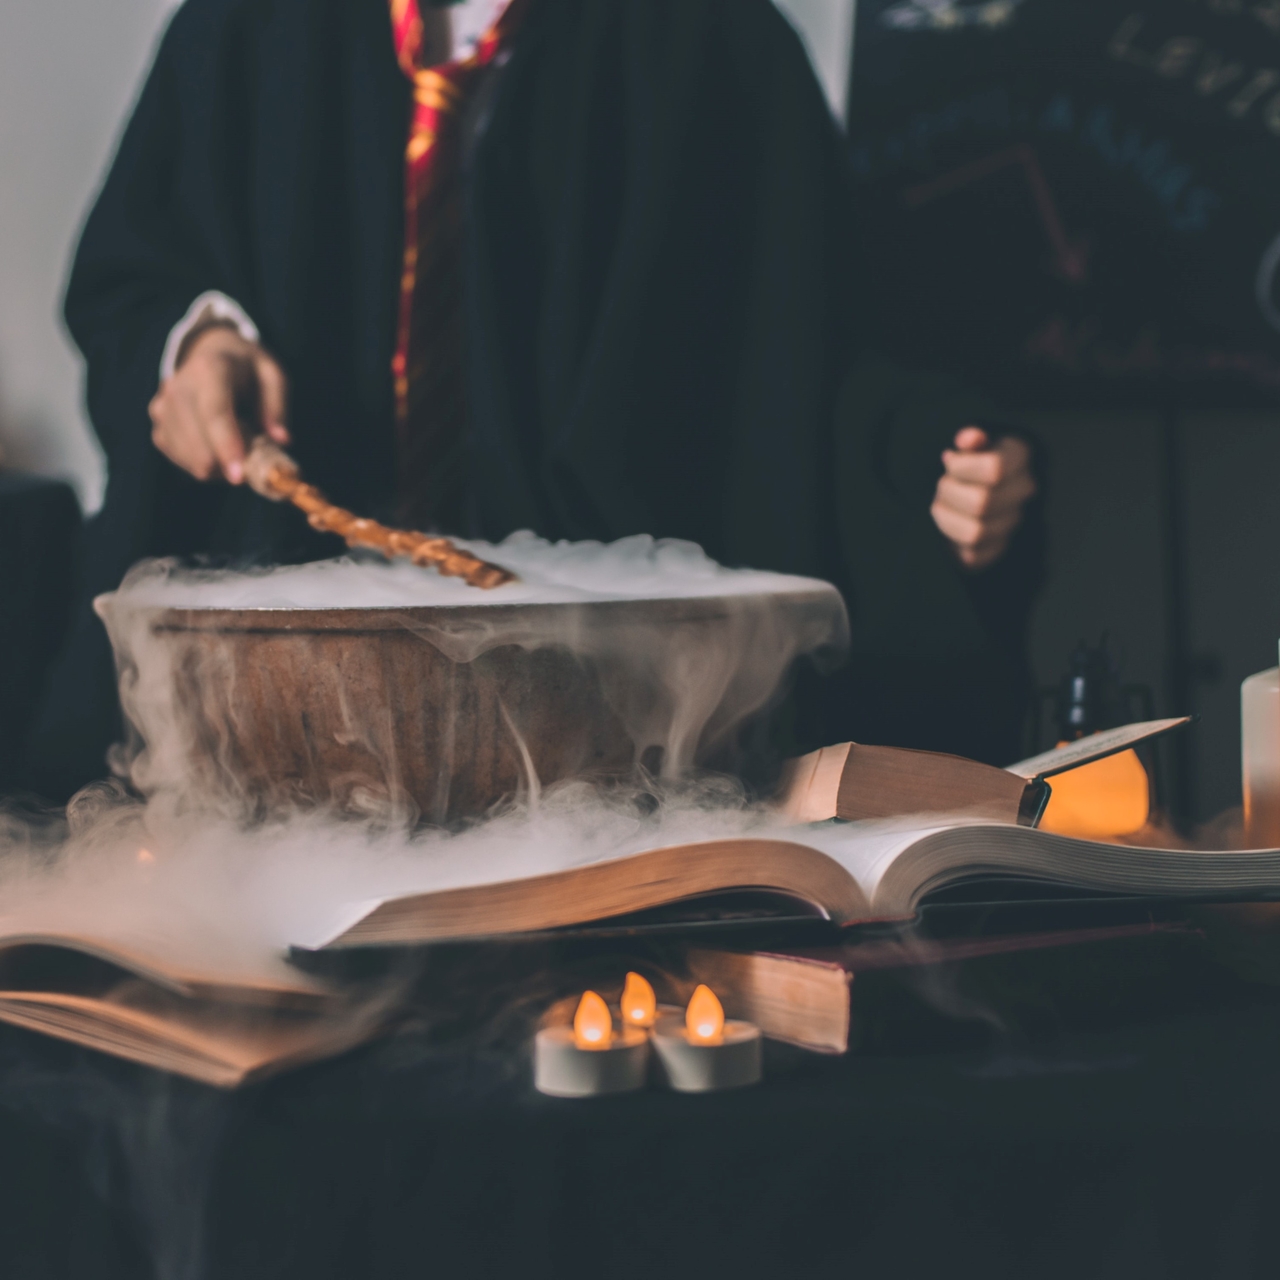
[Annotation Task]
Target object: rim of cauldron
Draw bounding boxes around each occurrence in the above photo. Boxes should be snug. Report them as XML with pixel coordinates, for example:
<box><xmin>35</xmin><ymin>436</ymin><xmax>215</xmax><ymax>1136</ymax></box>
<box><xmin>114</xmin><ymin>586</ymin><xmax>846</xmax><ymax>633</ymax></box>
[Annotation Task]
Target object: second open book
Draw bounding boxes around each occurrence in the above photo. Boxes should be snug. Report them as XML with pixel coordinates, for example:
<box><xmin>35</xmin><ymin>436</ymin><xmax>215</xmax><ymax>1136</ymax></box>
<box><xmin>304</xmin><ymin>716</ymin><xmax>1275</xmax><ymax>948</ymax></box>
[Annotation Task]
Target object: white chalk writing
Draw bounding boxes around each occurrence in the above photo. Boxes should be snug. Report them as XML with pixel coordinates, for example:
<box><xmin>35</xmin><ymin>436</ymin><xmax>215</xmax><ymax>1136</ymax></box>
<box><xmin>880</xmin><ymin>0</ymin><xmax>1026</xmax><ymax>31</ymax></box>
<box><xmin>1109</xmin><ymin>13</ymin><xmax>1280</xmax><ymax>134</ymax></box>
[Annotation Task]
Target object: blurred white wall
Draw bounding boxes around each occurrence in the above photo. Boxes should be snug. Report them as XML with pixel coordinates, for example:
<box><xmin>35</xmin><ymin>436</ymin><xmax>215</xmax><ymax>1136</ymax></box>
<box><xmin>0</xmin><ymin>0</ymin><xmax>855</xmax><ymax>514</ymax></box>
<box><xmin>0</xmin><ymin>0</ymin><xmax>181</xmax><ymax>511</ymax></box>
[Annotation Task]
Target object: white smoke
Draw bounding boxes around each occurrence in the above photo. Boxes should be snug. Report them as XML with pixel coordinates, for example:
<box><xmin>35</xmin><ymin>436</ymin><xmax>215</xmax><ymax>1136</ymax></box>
<box><xmin>107</xmin><ymin>531</ymin><xmax>837</xmax><ymax>610</ymax></box>
<box><xmin>96</xmin><ymin>532</ymin><xmax>849</xmax><ymax>825</ymax></box>
<box><xmin>0</xmin><ymin>777</ymin><xmax>794</xmax><ymax>983</ymax></box>
<box><xmin>0</xmin><ymin>532</ymin><xmax>850</xmax><ymax>1278</ymax></box>
<box><xmin>1</xmin><ymin>530</ymin><xmax>849</xmax><ymax>978</ymax></box>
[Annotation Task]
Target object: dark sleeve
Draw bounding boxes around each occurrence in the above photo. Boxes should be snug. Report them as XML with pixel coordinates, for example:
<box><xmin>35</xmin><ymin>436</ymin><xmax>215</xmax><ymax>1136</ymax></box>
<box><xmin>63</xmin><ymin>0</ymin><xmax>261</xmax><ymax>473</ymax></box>
<box><xmin>466</xmin><ymin>0</ymin><xmax>859</xmax><ymax>574</ymax></box>
<box><xmin>829</xmin><ymin>349</ymin><xmax>1044</xmax><ymax>657</ymax></box>
<box><xmin>814</xmin><ymin>349</ymin><xmax>1045</xmax><ymax>764</ymax></box>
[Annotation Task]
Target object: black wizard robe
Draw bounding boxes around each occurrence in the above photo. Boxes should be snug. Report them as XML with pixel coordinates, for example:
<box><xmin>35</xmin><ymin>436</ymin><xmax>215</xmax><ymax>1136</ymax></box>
<box><xmin>24</xmin><ymin>0</ymin><xmax>1042</xmax><ymax>799</ymax></box>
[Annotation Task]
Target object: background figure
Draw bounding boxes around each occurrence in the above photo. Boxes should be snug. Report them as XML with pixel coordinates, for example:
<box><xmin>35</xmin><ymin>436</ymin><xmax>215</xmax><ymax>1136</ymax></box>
<box><xmin>847</xmin><ymin>0</ymin><xmax>1280</xmax><ymax>819</ymax></box>
<box><xmin>19</xmin><ymin>0</ymin><xmax>1040</xmax><ymax>800</ymax></box>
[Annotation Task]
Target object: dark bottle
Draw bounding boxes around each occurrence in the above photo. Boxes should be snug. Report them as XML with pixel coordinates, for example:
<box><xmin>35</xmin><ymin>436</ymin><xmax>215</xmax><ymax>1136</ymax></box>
<box><xmin>1039</xmin><ymin>639</ymin><xmax>1155</xmax><ymax>838</ymax></box>
<box><xmin>1055</xmin><ymin>641</ymin><xmax>1123</xmax><ymax>741</ymax></box>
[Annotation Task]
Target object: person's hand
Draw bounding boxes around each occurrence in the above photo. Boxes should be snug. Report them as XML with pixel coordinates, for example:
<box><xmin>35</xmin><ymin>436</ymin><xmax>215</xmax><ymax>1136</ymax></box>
<box><xmin>148</xmin><ymin>325</ymin><xmax>289</xmax><ymax>483</ymax></box>
<box><xmin>930</xmin><ymin>426</ymin><xmax>1036</xmax><ymax>571</ymax></box>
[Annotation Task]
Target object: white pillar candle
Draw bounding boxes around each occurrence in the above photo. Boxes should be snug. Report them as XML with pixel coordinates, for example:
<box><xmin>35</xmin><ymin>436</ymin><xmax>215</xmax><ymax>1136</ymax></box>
<box><xmin>1243</xmin><ymin>662</ymin><xmax>1280</xmax><ymax>847</ymax></box>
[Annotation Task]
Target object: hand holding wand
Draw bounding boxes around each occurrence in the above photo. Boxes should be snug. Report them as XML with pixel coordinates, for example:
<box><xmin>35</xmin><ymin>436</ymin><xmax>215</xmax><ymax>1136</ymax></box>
<box><xmin>242</xmin><ymin>437</ymin><xmax>515</xmax><ymax>589</ymax></box>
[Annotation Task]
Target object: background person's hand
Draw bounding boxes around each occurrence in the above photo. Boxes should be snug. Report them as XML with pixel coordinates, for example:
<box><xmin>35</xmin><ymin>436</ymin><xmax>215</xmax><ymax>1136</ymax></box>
<box><xmin>148</xmin><ymin>325</ymin><xmax>289</xmax><ymax>483</ymax></box>
<box><xmin>930</xmin><ymin>426</ymin><xmax>1037</xmax><ymax>571</ymax></box>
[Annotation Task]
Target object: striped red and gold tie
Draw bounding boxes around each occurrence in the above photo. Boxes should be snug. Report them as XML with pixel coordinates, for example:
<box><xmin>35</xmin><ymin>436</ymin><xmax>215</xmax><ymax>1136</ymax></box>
<box><xmin>388</xmin><ymin>0</ymin><xmax>526</xmax><ymax>529</ymax></box>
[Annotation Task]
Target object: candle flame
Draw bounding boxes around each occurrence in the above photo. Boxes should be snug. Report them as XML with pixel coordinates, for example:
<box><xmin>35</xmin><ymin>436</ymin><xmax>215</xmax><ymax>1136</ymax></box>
<box><xmin>686</xmin><ymin>984</ymin><xmax>724</xmax><ymax>1045</ymax></box>
<box><xmin>621</xmin><ymin>971</ymin><xmax>656</xmax><ymax>1029</ymax></box>
<box><xmin>573</xmin><ymin>991</ymin><xmax>613</xmax><ymax>1050</ymax></box>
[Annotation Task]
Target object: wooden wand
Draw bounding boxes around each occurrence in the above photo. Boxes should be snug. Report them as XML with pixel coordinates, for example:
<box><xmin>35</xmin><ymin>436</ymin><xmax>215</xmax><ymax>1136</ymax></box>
<box><xmin>243</xmin><ymin>437</ymin><xmax>515</xmax><ymax>589</ymax></box>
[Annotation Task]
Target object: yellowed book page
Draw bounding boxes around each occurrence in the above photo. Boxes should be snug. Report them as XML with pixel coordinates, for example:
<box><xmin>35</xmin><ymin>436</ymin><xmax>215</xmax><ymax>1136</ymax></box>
<box><xmin>0</xmin><ymin>929</ymin><xmax>329</xmax><ymax>1008</ymax></box>
<box><xmin>775</xmin><ymin>744</ymin><xmax>853</xmax><ymax>823</ymax></box>
<box><xmin>313</xmin><ymin>838</ymin><xmax>870</xmax><ymax>948</ymax></box>
<box><xmin>0</xmin><ymin>983</ymin><xmax>376</xmax><ymax>1088</ymax></box>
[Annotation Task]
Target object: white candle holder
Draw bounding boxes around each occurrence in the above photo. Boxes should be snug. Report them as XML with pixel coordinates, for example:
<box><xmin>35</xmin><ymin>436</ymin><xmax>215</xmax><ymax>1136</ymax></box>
<box><xmin>534</xmin><ymin>1026</ymin><xmax>649</xmax><ymax>1097</ymax></box>
<box><xmin>651</xmin><ymin>1013</ymin><xmax>762</xmax><ymax>1092</ymax></box>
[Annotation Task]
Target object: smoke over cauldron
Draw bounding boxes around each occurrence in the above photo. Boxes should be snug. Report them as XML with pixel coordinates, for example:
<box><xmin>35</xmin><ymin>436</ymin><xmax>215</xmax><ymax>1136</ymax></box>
<box><xmin>96</xmin><ymin>533</ymin><xmax>849</xmax><ymax>824</ymax></box>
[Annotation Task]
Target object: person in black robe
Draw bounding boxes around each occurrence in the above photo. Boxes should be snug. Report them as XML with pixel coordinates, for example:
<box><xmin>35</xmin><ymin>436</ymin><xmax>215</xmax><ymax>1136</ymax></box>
<box><xmin>21</xmin><ymin>0</ymin><xmax>1042</xmax><ymax>801</ymax></box>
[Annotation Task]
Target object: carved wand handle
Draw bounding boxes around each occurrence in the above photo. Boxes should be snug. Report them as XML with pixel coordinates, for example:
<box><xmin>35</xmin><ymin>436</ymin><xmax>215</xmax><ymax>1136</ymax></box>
<box><xmin>243</xmin><ymin>438</ymin><xmax>515</xmax><ymax>589</ymax></box>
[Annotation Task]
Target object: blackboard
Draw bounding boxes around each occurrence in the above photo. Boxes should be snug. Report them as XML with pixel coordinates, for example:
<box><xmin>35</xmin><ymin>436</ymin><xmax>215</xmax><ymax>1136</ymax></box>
<box><xmin>848</xmin><ymin>0</ymin><xmax>1280</xmax><ymax>407</ymax></box>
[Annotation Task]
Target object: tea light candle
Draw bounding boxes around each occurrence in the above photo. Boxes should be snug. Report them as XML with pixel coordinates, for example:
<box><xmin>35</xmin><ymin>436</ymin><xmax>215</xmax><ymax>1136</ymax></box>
<box><xmin>652</xmin><ymin>985</ymin><xmax>762</xmax><ymax>1092</ymax></box>
<box><xmin>535</xmin><ymin>991</ymin><xmax>649</xmax><ymax>1097</ymax></box>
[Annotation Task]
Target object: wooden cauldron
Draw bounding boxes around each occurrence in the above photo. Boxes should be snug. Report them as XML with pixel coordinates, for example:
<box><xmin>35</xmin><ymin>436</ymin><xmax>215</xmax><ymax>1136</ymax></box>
<box><xmin>99</xmin><ymin>588</ymin><xmax>846</xmax><ymax>823</ymax></box>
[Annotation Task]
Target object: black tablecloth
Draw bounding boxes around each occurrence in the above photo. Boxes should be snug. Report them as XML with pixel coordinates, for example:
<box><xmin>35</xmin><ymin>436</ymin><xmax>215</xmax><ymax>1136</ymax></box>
<box><xmin>3</xmin><ymin>918</ymin><xmax>1279</xmax><ymax>1280</ymax></box>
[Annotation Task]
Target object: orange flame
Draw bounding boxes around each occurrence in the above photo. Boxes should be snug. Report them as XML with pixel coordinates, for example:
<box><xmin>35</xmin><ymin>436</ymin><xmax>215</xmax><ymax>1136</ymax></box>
<box><xmin>686</xmin><ymin>984</ymin><xmax>724</xmax><ymax>1045</ymax></box>
<box><xmin>621</xmin><ymin>972</ymin><xmax>656</xmax><ymax>1029</ymax></box>
<box><xmin>136</xmin><ymin>848</ymin><xmax>155</xmax><ymax>867</ymax></box>
<box><xmin>573</xmin><ymin>991</ymin><xmax>613</xmax><ymax>1050</ymax></box>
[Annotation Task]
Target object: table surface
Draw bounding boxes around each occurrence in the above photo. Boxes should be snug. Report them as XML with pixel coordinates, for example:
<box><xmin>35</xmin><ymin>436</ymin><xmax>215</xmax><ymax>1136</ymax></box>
<box><xmin>3</xmin><ymin>910</ymin><xmax>1280</xmax><ymax>1280</ymax></box>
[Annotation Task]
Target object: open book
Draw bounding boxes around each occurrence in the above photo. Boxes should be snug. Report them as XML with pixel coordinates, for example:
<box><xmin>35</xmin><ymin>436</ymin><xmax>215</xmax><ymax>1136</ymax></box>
<box><xmin>304</xmin><ymin>719</ymin><xmax>1223</xmax><ymax>949</ymax></box>
<box><xmin>0</xmin><ymin>720</ymin><xmax>1219</xmax><ymax>1085</ymax></box>
<box><xmin>0</xmin><ymin>929</ymin><xmax>383</xmax><ymax>1088</ymax></box>
<box><xmin>304</xmin><ymin>817</ymin><xmax>1280</xmax><ymax>949</ymax></box>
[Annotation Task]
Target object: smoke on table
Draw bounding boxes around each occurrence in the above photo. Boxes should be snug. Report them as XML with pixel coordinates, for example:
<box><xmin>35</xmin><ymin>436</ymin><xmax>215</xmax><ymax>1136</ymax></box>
<box><xmin>0</xmin><ymin>528</ymin><xmax>851</xmax><ymax>1001</ymax></box>
<box><xmin>1</xmin><ymin>771</ymin><xmax>795</xmax><ymax>1280</ymax></box>
<box><xmin>0</xmin><ymin>776</ymin><xmax>793</xmax><ymax>983</ymax></box>
<box><xmin>0</xmin><ymin>530</ymin><xmax>853</xmax><ymax>1278</ymax></box>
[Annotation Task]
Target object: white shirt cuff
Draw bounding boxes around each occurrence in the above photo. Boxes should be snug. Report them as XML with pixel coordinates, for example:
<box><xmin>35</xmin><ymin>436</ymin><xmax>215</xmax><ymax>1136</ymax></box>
<box><xmin>160</xmin><ymin>291</ymin><xmax>260</xmax><ymax>382</ymax></box>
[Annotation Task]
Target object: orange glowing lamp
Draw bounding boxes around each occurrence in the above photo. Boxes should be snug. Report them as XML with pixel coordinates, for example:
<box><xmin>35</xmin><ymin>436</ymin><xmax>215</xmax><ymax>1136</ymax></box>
<box><xmin>685</xmin><ymin>984</ymin><xmax>725</xmax><ymax>1045</ymax></box>
<box><xmin>1039</xmin><ymin>747</ymin><xmax>1150</xmax><ymax>840</ymax></box>
<box><xmin>573</xmin><ymin>991</ymin><xmax>614</xmax><ymax>1050</ymax></box>
<box><xmin>621</xmin><ymin>972</ymin><xmax>657</xmax><ymax>1030</ymax></box>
